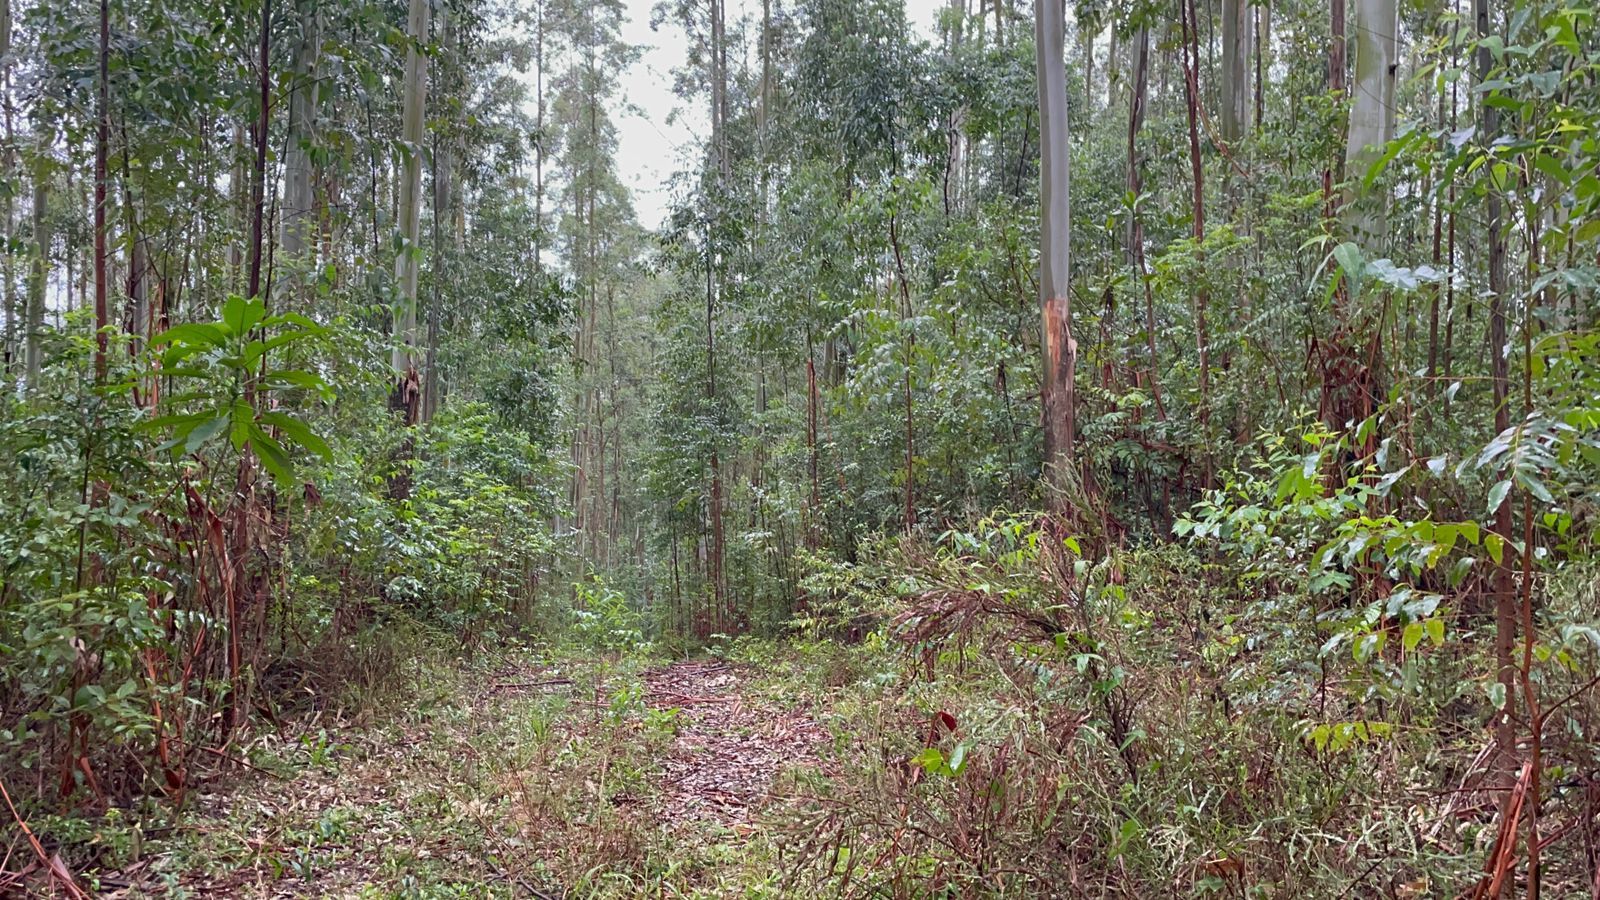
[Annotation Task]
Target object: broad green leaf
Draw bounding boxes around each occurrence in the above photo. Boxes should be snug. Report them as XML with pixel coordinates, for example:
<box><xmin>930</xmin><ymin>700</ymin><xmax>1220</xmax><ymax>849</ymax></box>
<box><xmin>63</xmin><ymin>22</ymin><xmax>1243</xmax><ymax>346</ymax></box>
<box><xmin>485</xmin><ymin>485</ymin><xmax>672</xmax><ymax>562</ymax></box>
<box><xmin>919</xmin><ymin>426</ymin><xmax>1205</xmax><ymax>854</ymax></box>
<box><xmin>183</xmin><ymin>415</ymin><xmax>231</xmax><ymax>454</ymax></box>
<box><xmin>1485</xmin><ymin>532</ymin><xmax>1505</xmax><ymax>565</ymax></box>
<box><xmin>151</xmin><ymin>322</ymin><xmax>228</xmax><ymax>348</ymax></box>
<box><xmin>947</xmin><ymin>741</ymin><xmax>969</xmax><ymax>775</ymax></box>
<box><xmin>222</xmin><ymin>294</ymin><xmax>267</xmax><ymax>336</ymax></box>
<box><xmin>259</xmin><ymin>411</ymin><xmax>333</xmax><ymax>460</ymax></box>
<box><xmin>911</xmin><ymin>747</ymin><xmax>944</xmax><ymax>774</ymax></box>
<box><xmin>1485</xmin><ymin>681</ymin><xmax>1507</xmax><ymax>710</ymax></box>
<box><xmin>247</xmin><ymin>426</ymin><xmax>295</xmax><ymax>485</ymax></box>
<box><xmin>1425</xmin><ymin>617</ymin><xmax>1445</xmax><ymax>646</ymax></box>
<box><xmin>1487</xmin><ymin>480</ymin><xmax>1512</xmax><ymax>515</ymax></box>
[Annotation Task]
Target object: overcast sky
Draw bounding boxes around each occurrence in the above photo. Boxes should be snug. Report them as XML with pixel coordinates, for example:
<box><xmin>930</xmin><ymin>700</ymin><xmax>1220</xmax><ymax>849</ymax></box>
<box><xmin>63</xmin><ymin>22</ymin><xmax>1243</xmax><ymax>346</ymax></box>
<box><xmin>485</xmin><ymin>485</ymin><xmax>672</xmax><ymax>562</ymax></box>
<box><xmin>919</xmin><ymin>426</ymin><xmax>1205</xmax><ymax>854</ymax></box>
<box><xmin>611</xmin><ymin>0</ymin><xmax>943</xmax><ymax>230</ymax></box>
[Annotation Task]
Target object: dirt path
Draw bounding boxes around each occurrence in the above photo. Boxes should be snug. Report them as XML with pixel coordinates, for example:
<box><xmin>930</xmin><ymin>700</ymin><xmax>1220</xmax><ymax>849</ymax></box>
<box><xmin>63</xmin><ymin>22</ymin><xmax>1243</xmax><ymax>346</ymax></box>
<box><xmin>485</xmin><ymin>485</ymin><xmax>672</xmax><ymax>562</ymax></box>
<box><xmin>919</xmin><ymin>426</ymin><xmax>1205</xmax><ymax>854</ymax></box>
<box><xmin>69</xmin><ymin>655</ymin><xmax>834</xmax><ymax>897</ymax></box>
<box><xmin>645</xmin><ymin>660</ymin><xmax>830</xmax><ymax>835</ymax></box>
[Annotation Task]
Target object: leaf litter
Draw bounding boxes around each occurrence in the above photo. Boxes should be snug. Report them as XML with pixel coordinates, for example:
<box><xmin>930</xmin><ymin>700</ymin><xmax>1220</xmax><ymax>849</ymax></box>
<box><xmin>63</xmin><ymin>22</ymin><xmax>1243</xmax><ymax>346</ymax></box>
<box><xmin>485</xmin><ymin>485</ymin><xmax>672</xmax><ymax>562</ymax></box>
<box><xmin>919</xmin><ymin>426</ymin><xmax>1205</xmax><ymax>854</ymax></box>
<box><xmin>80</xmin><ymin>654</ymin><xmax>834</xmax><ymax>897</ymax></box>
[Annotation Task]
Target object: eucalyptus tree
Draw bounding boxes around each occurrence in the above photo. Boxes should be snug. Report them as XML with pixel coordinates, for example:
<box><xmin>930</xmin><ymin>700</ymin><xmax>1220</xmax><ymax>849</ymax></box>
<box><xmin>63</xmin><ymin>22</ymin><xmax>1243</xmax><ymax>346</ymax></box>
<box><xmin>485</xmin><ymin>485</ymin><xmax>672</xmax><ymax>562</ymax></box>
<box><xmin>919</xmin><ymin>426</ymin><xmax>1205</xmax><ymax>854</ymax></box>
<box><xmin>1035</xmin><ymin>0</ymin><xmax>1075</xmax><ymax>503</ymax></box>
<box><xmin>1476</xmin><ymin>0</ymin><xmax>1516</xmax><ymax>761</ymax></box>
<box><xmin>279</xmin><ymin>0</ymin><xmax>323</xmax><ymax>299</ymax></box>
<box><xmin>551</xmin><ymin>0</ymin><xmax>641</xmax><ymax>569</ymax></box>
<box><xmin>1341</xmin><ymin>0</ymin><xmax>1397</xmax><ymax>246</ymax></box>
<box><xmin>392</xmin><ymin>0</ymin><xmax>430</xmax><ymax>431</ymax></box>
<box><xmin>1220</xmin><ymin>0</ymin><xmax>1252</xmax><ymax>142</ymax></box>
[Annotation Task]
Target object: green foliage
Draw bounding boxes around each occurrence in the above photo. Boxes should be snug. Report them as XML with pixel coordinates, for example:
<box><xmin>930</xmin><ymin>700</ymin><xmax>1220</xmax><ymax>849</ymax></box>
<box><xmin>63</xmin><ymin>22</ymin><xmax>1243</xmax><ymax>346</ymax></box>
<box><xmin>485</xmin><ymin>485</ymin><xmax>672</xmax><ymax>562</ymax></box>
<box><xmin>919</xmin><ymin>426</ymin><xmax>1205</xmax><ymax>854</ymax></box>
<box><xmin>570</xmin><ymin>573</ymin><xmax>650</xmax><ymax>653</ymax></box>
<box><xmin>147</xmin><ymin>294</ymin><xmax>334</xmax><ymax>483</ymax></box>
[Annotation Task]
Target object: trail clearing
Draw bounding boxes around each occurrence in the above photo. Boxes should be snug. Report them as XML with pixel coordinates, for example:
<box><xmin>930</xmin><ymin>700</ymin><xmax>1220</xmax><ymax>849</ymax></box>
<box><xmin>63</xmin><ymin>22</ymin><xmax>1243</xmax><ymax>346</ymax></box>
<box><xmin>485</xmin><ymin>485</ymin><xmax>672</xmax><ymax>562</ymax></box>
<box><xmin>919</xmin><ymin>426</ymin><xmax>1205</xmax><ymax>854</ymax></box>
<box><xmin>80</xmin><ymin>653</ymin><xmax>832</xmax><ymax>898</ymax></box>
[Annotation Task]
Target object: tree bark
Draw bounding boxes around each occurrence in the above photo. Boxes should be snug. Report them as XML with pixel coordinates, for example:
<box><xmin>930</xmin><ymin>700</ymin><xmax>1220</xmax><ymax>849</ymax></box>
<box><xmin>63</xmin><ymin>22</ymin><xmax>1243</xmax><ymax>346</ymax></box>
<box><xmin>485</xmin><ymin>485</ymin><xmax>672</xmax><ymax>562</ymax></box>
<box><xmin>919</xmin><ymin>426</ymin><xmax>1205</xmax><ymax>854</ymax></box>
<box><xmin>24</xmin><ymin>149</ymin><xmax>48</xmax><ymax>385</ymax></box>
<box><xmin>391</xmin><ymin>0</ymin><xmax>428</xmax><ymax>430</ymax></box>
<box><xmin>424</xmin><ymin>128</ymin><xmax>448</xmax><ymax>423</ymax></box>
<box><xmin>1035</xmin><ymin>0</ymin><xmax>1076</xmax><ymax>503</ymax></box>
<box><xmin>1220</xmin><ymin>0</ymin><xmax>1252</xmax><ymax>142</ymax></box>
<box><xmin>280</xmin><ymin>0</ymin><xmax>322</xmax><ymax>300</ymax></box>
<box><xmin>1475</xmin><ymin>0</ymin><xmax>1516</xmax><ymax>763</ymax></box>
<box><xmin>1341</xmin><ymin>0</ymin><xmax>1397</xmax><ymax>247</ymax></box>
<box><xmin>806</xmin><ymin>345</ymin><xmax>819</xmax><ymax>548</ymax></box>
<box><xmin>94</xmin><ymin>0</ymin><xmax>109</xmax><ymax>382</ymax></box>
<box><xmin>1256</xmin><ymin>0</ymin><xmax>1271</xmax><ymax>129</ymax></box>
<box><xmin>944</xmin><ymin>0</ymin><xmax>966</xmax><ymax>215</ymax></box>
<box><xmin>246</xmin><ymin>0</ymin><xmax>271</xmax><ymax>304</ymax></box>
<box><xmin>1181</xmin><ymin>0</ymin><xmax>1211</xmax><ymax>442</ymax></box>
<box><xmin>533</xmin><ymin>0</ymin><xmax>546</xmax><ymax>270</ymax></box>
<box><xmin>706</xmin><ymin>0</ymin><xmax>729</xmax><ymax>622</ymax></box>
<box><xmin>890</xmin><ymin>210</ymin><xmax>916</xmax><ymax>531</ymax></box>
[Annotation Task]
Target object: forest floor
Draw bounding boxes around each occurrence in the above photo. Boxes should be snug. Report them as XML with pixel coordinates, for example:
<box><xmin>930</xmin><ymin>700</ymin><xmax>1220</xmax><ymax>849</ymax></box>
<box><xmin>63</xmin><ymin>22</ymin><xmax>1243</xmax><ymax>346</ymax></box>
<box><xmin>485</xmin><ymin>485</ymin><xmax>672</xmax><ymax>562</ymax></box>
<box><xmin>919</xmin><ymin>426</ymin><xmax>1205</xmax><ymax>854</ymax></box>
<box><xmin>74</xmin><ymin>647</ymin><xmax>839</xmax><ymax>898</ymax></box>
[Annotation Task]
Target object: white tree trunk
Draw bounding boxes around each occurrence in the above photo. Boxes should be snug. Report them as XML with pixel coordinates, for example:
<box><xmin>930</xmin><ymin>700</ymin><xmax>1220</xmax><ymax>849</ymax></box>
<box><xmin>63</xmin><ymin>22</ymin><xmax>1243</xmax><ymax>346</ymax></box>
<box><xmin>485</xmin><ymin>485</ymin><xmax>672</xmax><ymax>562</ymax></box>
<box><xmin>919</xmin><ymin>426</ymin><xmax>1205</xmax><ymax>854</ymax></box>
<box><xmin>1342</xmin><ymin>0</ymin><xmax>1398</xmax><ymax>247</ymax></box>
<box><xmin>24</xmin><ymin>150</ymin><xmax>48</xmax><ymax>385</ymax></box>
<box><xmin>1220</xmin><ymin>0</ymin><xmax>1252</xmax><ymax>141</ymax></box>
<box><xmin>1036</xmin><ymin>0</ymin><xmax>1075</xmax><ymax>496</ymax></box>
<box><xmin>280</xmin><ymin>0</ymin><xmax>322</xmax><ymax>282</ymax></box>
<box><xmin>944</xmin><ymin>0</ymin><xmax>966</xmax><ymax>214</ymax></box>
<box><xmin>392</xmin><ymin>0</ymin><xmax>428</xmax><ymax>389</ymax></box>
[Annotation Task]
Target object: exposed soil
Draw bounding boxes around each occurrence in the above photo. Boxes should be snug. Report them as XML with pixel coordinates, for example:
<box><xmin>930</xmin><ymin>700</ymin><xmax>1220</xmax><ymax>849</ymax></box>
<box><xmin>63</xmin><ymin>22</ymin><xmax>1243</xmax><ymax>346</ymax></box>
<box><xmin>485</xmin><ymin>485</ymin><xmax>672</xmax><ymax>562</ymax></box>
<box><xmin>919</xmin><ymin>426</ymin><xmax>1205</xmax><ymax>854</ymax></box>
<box><xmin>645</xmin><ymin>660</ymin><xmax>830</xmax><ymax>835</ymax></box>
<box><xmin>45</xmin><ymin>656</ymin><xmax>834</xmax><ymax>898</ymax></box>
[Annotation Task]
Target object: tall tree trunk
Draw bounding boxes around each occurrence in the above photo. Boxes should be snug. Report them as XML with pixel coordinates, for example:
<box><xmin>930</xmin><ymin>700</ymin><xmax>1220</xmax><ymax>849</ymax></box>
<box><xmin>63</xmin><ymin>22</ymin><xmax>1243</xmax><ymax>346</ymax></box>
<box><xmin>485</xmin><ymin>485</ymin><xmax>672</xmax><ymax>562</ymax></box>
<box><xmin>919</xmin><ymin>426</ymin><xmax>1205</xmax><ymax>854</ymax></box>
<box><xmin>391</xmin><ymin>0</ymin><xmax>428</xmax><ymax>433</ymax></box>
<box><xmin>94</xmin><ymin>0</ymin><xmax>109</xmax><ymax>382</ymax></box>
<box><xmin>1429</xmin><ymin>21</ymin><xmax>1458</xmax><ymax>395</ymax></box>
<box><xmin>280</xmin><ymin>0</ymin><xmax>322</xmax><ymax>301</ymax></box>
<box><xmin>705</xmin><ymin>226</ymin><xmax>724</xmax><ymax>626</ymax></box>
<box><xmin>246</xmin><ymin>0</ymin><xmax>271</xmax><ymax>304</ymax></box>
<box><xmin>1181</xmin><ymin>0</ymin><xmax>1211</xmax><ymax>450</ymax></box>
<box><xmin>1475</xmin><ymin>0</ymin><xmax>1516</xmax><ymax>764</ymax></box>
<box><xmin>705</xmin><ymin>0</ymin><xmax>729</xmax><ymax>623</ymax></box>
<box><xmin>424</xmin><ymin>129</ymin><xmax>449</xmax><ymax>423</ymax></box>
<box><xmin>1220</xmin><ymin>0</ymin><xmax>1252</xmax><ymax>142</ymax></box>
<box><xmin>759</xmin><ymin>0</ymin><xmax>773</xmax><ymax>174</ymax></box>
<box><xmin>944</xmin><ymin>0</ymin><xmax>966</xmax><ymax>215</ymax></box>
<box><xmin>422</xmin><ymin>10</ymin><xmax>455</xmax><ymax>425</ymax></box>
<box><xmin>1</xmin><ymin>0</ymin><xmax>12</xmax><ymax>374</ymax></box>
<box><xmin>1126</xmin><ymin>25</ymin><xmax>1165</xmax><ymax>419</ymax></box>
<box><xmin>1256</xmin><ymin>0</ymin><xmax>1271</xmax><ymax>129</ymax></box>
<box><xmin>1036</xmin><ymin>0</ymin><xmax>1076</xmax><ymax>504</ymax></box>
<box><xmin>24</xmin><ymin>149</ymin><xmax>48</xmax><ymax>386</ymax></box>
<box><xmin>1443</xmin><ymin>69</ymin><xmax>1457</xmax><ymax>382</ymax></box>
<box><xmin>533</xmin><ymin>0</ymin><xmax>546</xmax><ymax>270</ymax></box>
<box><xmin>1323</xmin><ymin>0</ymin><xmax>1347</xmax><ymax>227</ymax></box>
<box><xmin>1341</xmin><ymin>0</ymin><xmax>1397</xmax><ymax>246</ymax></box>
<box><xmin>711</xmin><ymin>0</ymin><xmax>730</xmax><ymax>182</ymax></box>
<box><xmin>891</xmin><ymin>210</ymin><xmax>915</xmax><ymax>531</ymax></box>
<box><xmin>1330</xmin><ymin>0</ymin><xmax>1346</xmax><ymax>92</ymax></box>
<box><xmin>806</xmin><ymin>340</ymin><xmax>820</xmax><ymax>549</ymax></box>
<box><xmin>1081</xmin><ymin>22</ymin><xmax>1094</xmax><ymax>111</ymax></box>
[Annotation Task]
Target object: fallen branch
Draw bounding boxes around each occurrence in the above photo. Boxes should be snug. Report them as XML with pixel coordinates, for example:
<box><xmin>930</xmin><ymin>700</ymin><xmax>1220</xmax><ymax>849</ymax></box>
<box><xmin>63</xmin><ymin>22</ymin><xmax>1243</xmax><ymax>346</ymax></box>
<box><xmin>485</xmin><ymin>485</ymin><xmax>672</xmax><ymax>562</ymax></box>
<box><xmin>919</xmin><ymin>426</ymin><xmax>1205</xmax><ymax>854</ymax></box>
<box><xmin>163</xmin><ymin>735</ymin><xmax>289</xmax><ymax>781</ymax></box>
<box><xmin>191</xmin><ymin>744</ymin><xmax>290</xmax><ymax>780</ymax></box>
<box><xmin>0</xmin><ymin>778</ymin><xmax>89</xmax><ymax>899</ymax></box>
<box><xmin>648</xmin><ymin>691</ymin><xmax>739</xmax><ymax>705</ymax></box>
<box><xmin>1472</xmin><ymin>760</ymin><xmax>1533</xmax><ymax>900</ymax></box>
<box><xmin>493</xmin><ymin>678</ymin><xmax>574</xmax><ymax>691</ymax></box>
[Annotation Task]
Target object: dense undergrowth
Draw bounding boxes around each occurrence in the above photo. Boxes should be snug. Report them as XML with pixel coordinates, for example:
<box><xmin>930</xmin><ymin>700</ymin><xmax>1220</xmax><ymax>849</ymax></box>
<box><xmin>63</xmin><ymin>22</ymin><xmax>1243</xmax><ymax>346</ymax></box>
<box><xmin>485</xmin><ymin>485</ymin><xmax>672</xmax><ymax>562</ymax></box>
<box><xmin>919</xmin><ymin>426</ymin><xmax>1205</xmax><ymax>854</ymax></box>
<box><xmin>5</xmin><ymin>0</ymin><xmax>1600</xmax><ymax>894</ymax></box>
<box><xmin>6</xmin><ymin>359</ymin><xmax>1600</xmax><ymax>896</ymax></box>
<box><xmin>775</xmin><ymin>531</ymin><xmax>1598</xmax><ymax>896</ymax></box>
<box><xmin>22</xmin><ymin>524</ymin><xmax>1597</xmax><ymax>898</ymax></box>
<box><xmin>10</xmin><ymin>453</ymin><xmax>1599</xmax><ymax>898</ymax></box>
<box><xmin>0</xmin><ymin>323</ymin><xmax>568</xmax><ymax>818</ymax></box>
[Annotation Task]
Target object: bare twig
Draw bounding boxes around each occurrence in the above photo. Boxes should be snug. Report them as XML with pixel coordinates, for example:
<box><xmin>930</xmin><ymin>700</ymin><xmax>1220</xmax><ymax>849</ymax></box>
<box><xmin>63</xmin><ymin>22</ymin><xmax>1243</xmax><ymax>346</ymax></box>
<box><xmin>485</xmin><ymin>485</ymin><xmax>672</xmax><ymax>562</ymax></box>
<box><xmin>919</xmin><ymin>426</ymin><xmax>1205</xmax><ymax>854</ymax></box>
<box><xmin>0</xmin><ymin>778</ymin><xmax>89</xmax><ymax>899</ymax></box>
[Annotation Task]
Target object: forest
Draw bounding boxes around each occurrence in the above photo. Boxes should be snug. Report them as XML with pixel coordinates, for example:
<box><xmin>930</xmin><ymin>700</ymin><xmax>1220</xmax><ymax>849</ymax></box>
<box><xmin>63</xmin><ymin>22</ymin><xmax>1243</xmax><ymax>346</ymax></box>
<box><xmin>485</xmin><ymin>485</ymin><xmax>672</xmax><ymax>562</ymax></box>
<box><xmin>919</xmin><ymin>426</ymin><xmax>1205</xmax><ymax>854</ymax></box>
<box><xmin>0</xmin><ymin>0</ymin><xmax>1597</xmax><ymax>894</ymax></box>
